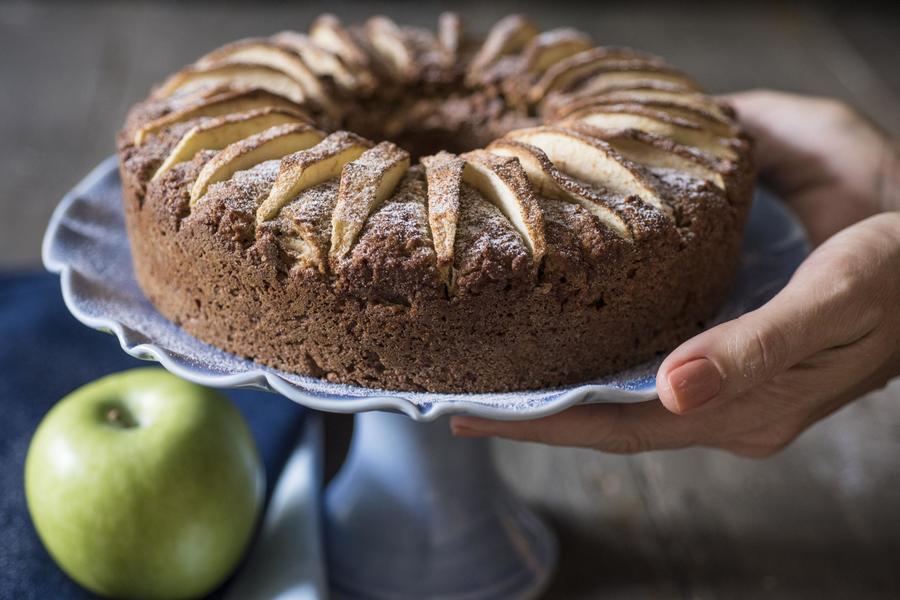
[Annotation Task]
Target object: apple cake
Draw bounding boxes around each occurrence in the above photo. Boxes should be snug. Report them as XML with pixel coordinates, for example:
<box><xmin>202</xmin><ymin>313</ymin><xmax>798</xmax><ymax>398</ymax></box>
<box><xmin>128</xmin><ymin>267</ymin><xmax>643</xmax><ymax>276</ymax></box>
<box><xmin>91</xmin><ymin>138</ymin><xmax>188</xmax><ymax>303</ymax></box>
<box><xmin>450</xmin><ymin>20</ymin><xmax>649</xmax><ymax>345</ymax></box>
<box><xmin>117</xmin><ymin>13</ymin><xmax>754</xmax><ymax>392</ymax></box>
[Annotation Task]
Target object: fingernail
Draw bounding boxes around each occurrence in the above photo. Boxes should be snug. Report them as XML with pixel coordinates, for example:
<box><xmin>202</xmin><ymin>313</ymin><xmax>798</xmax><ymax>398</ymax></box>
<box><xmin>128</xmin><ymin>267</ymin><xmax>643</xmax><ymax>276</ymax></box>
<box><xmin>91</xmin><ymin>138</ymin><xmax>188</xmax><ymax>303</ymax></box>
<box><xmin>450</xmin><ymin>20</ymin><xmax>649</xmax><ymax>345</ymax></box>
<box><xmin>666</xmin><ymin>358</ymin><xmax>722</xmax><ymax>413</ymax></box>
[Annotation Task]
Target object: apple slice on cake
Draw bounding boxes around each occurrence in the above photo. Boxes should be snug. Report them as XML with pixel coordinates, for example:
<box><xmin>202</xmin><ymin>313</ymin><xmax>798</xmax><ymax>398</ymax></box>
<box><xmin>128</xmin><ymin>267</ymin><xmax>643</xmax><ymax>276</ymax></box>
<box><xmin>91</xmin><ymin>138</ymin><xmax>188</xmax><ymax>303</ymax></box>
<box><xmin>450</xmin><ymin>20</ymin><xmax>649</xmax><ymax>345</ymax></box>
<box><xmin>421</xmin><ymin>151</ymin><xmax>465</xmax><ymax>281</ymax></box>
<box><xmin>257</xmin><ymin>131</ymin><xmax>371</xmax><ymax>223</ymax></box>
<box><xmin>330</xmin><ymin>141</ymin><xmax>410</xmax><ymax>261</ymax></box>
<box><xmin>310</xmin><ymin>14</ymin><xmax>371</xmax><ymax>70</ymax></box>
<box><xmin>364</xmin><ymin>16</ymin><xmax>417</xmax><ymax>81</ymax></box>
<box><xmin>155</xmin><ymin>63</ymin><xmax>307</xmax><ymax>105</ymax></box>
<box><xmin>527</xmin><ymin>48</ymin><xmax>668</xmax><ymax>102</ymax></box>
<box><xmin>196</xmin><ymin>40</ymin><xmax>338</xmax><ymax>117</ymax></box>
<box><xmin>518</xmin><ymin>29</ymin><xmax>593</xmax><ymax>76</ymax></box>
<box><xmin>501</xmin><ymin>28</ymin><xmax>593</xmax><ymax>105</ymax></box>
<box><xmin>272</xmin><ymin>31</ymin><xmax>364</xmax><ymax>91</ymax></box>
<box><xmin>582</xmin><ymin>88</ymin><xmax>732</xmax><ymax>122</ymax></box>
<box><xmin>461</xmin><ymin>149</ymin><xmax>547</xmax><ymax>264</ymax></box>
<box><xmin>504</xmin><ymin>126</ymin><xmax>672</xmax><ymax>217</ymax></box>
<box><xmin>466</xmin><ymin>14</ymin><xmax>538</xmax><ymax>84</ymax></box>
<box><xmin>133</xmin><ymin>89</ymin><xmax>307</xmax><ymax>146</ymax></box>
<box><xmin>437</xmin><ymin>12</ymin><xmax>463</xmax><ymax>66</ymax></box>
<box><xmin>152</xmin><ymin>108</ymin><xmax>308</xmax><ymax>180</ymax></box>
<box><xmin>564</xmin><ymin>69</ymin><xmax>699</xmax><ymax>99</ymax></box>
<box><xmin>591</xmin><ymin>128</ymin><xmax>729</xmax><ymax>189</ymax></box>
<box><xmin>280</xmin><ymin>229</ymin><xmax>324</xmax><ymax>270</ymax></box>
<box><xmin>556</xmin><ymin>99</ymin><xmax>737</xmax><ymax>139</ymax></box>
<box><xmin>189</xmin><ymin>123</ymin><xmax>325</xmax><ymax>205</ymax></box>
<box><xmin>488</xmin><ymin>139</ymin><xmax>633</xmax><ymax>238</ymax></box>
<box><xmin>562</xmin><ymin>105</ymin><xmax>738</xmax><ymax>160</ymax></box>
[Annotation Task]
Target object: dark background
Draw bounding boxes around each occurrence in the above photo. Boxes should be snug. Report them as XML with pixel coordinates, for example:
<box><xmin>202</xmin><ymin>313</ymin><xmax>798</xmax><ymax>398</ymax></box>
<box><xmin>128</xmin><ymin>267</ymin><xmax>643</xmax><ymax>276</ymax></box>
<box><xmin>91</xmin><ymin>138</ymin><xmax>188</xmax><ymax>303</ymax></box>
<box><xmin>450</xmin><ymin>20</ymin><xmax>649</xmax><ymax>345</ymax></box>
<box><xmin>2</xmin><ymin>1</ymin><xmax>899</xmax><ymax>598</ymax></box>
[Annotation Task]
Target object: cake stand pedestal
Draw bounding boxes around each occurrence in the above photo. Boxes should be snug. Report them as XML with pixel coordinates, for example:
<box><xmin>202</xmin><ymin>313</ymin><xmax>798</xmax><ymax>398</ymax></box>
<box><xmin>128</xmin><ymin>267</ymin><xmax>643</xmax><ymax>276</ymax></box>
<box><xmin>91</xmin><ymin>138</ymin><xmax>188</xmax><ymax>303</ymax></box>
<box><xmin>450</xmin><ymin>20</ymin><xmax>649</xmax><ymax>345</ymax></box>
<box><xmin>325</xmin><ymin>411</ymin><xmax>555</xmax><ymax>599</ymax></box>
<box><xmin>43</xmin><ymin>158</ymin><xmax>808</xmax><ymax>599</ymax></box>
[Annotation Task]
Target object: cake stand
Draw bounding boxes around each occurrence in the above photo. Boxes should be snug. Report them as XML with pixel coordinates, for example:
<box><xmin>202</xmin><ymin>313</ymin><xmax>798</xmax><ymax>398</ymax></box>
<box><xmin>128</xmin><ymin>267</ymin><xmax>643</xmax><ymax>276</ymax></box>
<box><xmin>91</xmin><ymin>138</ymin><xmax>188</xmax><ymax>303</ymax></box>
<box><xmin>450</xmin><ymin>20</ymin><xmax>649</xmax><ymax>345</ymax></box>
<box><xmin>43</xmin><ymin>157</ymin><xmax>809</xmax><ymax>599</ymax></box>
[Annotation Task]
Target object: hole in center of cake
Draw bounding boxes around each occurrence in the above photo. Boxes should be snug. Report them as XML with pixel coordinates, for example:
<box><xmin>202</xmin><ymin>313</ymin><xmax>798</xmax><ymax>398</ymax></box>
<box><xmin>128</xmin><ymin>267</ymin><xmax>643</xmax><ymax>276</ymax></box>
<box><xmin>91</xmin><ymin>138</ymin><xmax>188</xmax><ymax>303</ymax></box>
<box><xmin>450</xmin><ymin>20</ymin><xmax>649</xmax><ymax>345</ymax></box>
<box><xmin>340</xmin><ymin>95</ymin><xmax>541</xmax><ymax>161</ymax></box>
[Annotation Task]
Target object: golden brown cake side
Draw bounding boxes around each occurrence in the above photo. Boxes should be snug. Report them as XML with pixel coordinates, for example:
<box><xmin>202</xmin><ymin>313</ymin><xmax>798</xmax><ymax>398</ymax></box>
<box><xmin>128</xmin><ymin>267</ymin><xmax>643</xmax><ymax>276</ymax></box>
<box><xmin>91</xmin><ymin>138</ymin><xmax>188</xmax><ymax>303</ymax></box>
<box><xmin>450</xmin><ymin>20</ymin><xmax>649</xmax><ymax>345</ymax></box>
<box><xmin>117</xmin><ymin>14</ymin><xmax>754</xmax><ymax>392</ymax></box>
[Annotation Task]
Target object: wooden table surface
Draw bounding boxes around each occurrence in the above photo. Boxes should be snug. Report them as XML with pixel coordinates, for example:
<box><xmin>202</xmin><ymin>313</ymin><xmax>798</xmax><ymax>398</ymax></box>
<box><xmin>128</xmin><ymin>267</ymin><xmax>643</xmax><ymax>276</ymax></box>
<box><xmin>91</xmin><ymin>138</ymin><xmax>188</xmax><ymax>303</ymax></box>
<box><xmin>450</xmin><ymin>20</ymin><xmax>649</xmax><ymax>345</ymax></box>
<box><xmin>2</xmin><ymin>1</ymin><xmax>898</xmax><ymax>598</ymax></box>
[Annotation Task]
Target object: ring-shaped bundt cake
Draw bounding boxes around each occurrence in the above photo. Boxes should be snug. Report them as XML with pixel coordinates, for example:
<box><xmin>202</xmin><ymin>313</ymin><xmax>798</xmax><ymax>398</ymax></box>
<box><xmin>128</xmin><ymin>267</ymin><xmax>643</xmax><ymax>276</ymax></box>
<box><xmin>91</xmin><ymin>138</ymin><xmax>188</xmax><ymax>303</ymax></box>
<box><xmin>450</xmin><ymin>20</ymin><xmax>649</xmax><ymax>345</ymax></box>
<box><xmin>117</xmin><ymin>13</ymin><xmax>754</xmax><ymax>392</ymax></box>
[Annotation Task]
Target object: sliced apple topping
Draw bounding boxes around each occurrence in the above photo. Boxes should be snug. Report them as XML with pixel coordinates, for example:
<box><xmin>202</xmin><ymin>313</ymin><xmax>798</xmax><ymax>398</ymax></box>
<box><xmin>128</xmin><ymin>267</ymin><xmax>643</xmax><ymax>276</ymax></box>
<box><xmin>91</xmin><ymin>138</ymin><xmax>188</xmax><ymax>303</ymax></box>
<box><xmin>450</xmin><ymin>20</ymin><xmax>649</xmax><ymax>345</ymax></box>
<box><xmin>437</xmin><ymin>12</ymin><xmax>462</xmax><ymax>66</ymax></box>
<box><xmin>598</xmin><ymin>131</ymin><xmax>727</xmax><ymax>189</ymax></box>
<box><xmin>274</xmin><ymin>191</ymin><xmax>342</xmax><ymax>273</ymax></box>
<box><xmin>527</xmin><ymin>48</ymin><xmax>665</xmax><ymax>102</ymax></box>
<box><xmin>330</xmin><ymin>142</ymin><xmax>411</xmax><ymax>261</ymax></box>
<box><xmin>310</xmin><ymin>14</ymin><xmax>371</xmax><ymax>70</ymax></box>
<box><xmin>196</xmin><ymin>40</ymin><xmax>337</xmax><ymax>117</ymax></box>
<box><xmin>155</xmin><ymin>63</ymin><xmax>307</xmax><ymax>105</ymax></box>
<box><xmin>134</xmin><ymin>89</ymin><xmax>307</xmax><ymax>146</ymax></box>
<box><xmin>257</xmin><ymin>131</ymin><xmax>371</xmax><ymax>223</ymax></box>
<box><xmin>563</xmin><ymin>106</ymin><xmax>738</xmax><ymax>160</ymax></box>
<box><xmin>554</xmin><ymin>99</ymin><xmax>737</xmax><ymax>139</ymax></box>
<box><xmin>460</xmin><ymin>150</ymin><xmax>547</xmax><ymax>263</ymax></box>
<box><xmin>550</xmin><ymin>96</ymin><xmax>740</xmax><ymax>144</ymax></box>
<box><xmin>591</xmin><ymin>88</ymin><xmax>731</xmax><ymax>122</ymax></box>
<box><xmin>504</xmin><ymin>126</ymin><xmax>671</xmax><ymax>216</ymax></box>
<box><xmin>421</xmin><ymin>151</ymin><xmax>465</xmax><ymax>280</ymax></box>
<box><xmin>280</xmin><ymin>224</ymin><xmax>326</xmax><ymax>272</ymax></box>
<box><xmin>272</xmin><ymin>31</ymin><xmax>363</xmax><ymax>91</ymax></box>
<box><xmin>562</xmin><ymin>119</ymin><xmax>731</xmax><ymax>187</ymax></box>
<box><xmin>551</xmin><ymin>87</ymin><xmax>731</xmax><ymax>121</ymax></box>
<box><xmin>569</xmin><ymin>69</ymin><xmax>698</xmax><ymax>98</ymax></box>
<box><xmin>152</xmin><ymin>108</ymin><xmax>307</xmax><ymax>181</ymax></box>
<box><xmin>466</xmin><ymin>14</ymin><xmax>538</xmax><ymax>84</ymax></box>
<box><xmin>190</xmin><ymin>123</ymin><xmax>324</xmax><ymax>205</ymax></box>
<box><xmin>364</xmin><ymin>16</ymin><xmax>416</xmax><ymax>81</ymax></box>
<box><xmin>519</xmin><ymin>28</ymin><xmax>593</xmax><ymax>75</ymax></box>
<box><xmin>488</xmin><ymin>139</ymin><xmax>631</xmax><ymax>238</ymax></box>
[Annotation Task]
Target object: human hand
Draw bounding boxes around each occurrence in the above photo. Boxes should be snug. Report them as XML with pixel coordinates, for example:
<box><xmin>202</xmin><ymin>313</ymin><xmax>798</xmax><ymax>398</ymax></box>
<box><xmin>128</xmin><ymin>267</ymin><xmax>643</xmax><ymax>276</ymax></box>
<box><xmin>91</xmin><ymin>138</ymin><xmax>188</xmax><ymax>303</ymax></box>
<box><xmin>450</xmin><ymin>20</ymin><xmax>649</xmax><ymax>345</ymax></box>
<box><xmin>726</xmin><ymin>90</ymin><xmax>897</xmax><ymax>244</ymax></box>
<box><xmin>451</xmin><ymin>91</ymin><xmax>900</xmax><ymax>457</ymax></box>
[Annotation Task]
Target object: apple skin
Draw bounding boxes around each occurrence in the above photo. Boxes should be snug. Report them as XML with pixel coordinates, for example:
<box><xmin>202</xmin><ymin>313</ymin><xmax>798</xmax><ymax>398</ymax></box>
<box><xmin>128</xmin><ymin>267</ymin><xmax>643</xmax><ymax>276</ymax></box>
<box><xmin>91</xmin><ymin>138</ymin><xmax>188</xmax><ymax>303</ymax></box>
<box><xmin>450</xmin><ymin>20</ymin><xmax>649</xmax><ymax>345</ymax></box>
<box><xmin>25</xmin><ymin>368</ymin><xmax>264</xmax><ymax>599</ymax></box>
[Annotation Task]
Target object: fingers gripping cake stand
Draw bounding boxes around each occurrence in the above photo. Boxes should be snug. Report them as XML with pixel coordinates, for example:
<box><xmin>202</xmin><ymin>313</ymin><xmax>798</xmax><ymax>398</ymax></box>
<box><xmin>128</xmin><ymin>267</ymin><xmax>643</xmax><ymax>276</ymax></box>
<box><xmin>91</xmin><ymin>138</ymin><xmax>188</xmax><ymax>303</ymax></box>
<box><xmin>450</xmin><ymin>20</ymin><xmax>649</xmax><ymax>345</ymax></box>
<box><xmin>44</xmin><ymin>158</ymin><xmax>808</xmax><ymax>599</ymax></box>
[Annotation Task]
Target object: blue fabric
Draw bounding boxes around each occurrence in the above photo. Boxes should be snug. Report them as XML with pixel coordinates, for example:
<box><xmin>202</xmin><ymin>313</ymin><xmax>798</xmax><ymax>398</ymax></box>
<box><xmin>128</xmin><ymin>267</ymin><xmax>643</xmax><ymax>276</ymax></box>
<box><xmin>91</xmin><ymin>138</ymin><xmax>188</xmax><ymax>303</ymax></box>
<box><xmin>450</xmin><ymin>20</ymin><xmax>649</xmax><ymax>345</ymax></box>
<box><xmin>0</xmin><ymin>271</ymin><xmax>309</xmax><ymax>599</ymax></box>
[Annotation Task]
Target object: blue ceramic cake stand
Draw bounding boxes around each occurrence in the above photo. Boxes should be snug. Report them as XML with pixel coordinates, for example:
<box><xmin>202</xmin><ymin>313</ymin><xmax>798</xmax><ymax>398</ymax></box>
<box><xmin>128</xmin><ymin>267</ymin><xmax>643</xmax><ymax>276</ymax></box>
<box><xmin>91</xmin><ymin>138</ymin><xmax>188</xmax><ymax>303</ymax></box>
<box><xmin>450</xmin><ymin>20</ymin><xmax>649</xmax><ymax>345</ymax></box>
<box><xmin>44</xmin><ymin>157</ymin><xmax>808</xmax><ymax>599</ymax></box>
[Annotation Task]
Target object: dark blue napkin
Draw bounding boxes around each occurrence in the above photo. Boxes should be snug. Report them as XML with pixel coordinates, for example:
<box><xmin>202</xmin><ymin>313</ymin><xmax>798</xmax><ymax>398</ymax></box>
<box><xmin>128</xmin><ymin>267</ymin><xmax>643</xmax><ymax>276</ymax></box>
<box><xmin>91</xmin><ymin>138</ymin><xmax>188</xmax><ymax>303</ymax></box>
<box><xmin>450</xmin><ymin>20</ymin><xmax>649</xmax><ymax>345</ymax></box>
<box><xmin>0</xmin><ymin>271</ymin><xmax>309</xmax><ymax>600</ymax></box>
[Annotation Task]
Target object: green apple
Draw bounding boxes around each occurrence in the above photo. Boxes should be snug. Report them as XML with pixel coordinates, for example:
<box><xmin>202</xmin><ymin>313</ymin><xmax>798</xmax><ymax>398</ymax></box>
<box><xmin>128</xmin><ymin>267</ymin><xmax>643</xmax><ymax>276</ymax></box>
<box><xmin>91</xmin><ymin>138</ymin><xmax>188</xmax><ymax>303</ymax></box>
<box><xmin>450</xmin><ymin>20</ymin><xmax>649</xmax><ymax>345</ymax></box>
<box><xmin>25</xmin><ymin>367</ymin><xmax>264</xmax><ymax>599</ymax></box>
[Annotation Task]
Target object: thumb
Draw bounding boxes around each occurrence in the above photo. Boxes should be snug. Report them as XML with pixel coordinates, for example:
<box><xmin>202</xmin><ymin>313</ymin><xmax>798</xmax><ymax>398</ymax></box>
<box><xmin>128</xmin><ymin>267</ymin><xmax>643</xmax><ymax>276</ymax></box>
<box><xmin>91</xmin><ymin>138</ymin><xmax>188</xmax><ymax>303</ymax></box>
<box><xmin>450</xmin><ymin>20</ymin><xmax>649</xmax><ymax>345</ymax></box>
<box><xmin>656</xmin><ymin>266</ymin><xmax>848</xmax><ymax>414</ymax></box>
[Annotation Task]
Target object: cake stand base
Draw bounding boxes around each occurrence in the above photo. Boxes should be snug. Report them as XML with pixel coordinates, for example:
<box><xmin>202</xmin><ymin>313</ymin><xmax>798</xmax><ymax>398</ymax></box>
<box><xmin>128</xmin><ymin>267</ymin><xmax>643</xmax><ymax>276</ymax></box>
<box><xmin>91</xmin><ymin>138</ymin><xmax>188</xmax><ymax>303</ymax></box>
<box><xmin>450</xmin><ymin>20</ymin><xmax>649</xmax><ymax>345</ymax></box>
<box><xmin>325</xmin><ymin>411</ymin><xmax>557</xmax><ymax>599</ymax></box>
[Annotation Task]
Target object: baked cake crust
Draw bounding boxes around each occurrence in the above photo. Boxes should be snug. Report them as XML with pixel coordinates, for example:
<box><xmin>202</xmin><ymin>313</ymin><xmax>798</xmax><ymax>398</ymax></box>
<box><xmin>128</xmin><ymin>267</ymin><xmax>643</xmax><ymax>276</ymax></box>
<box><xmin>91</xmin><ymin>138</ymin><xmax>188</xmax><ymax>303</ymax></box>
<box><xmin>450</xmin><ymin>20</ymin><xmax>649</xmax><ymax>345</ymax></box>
<box><xmin>117</xmin><ymin>13</ymin><xmax>754</xmax><ymax>392</ymax></box>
